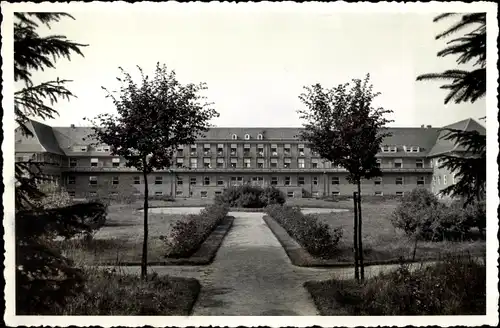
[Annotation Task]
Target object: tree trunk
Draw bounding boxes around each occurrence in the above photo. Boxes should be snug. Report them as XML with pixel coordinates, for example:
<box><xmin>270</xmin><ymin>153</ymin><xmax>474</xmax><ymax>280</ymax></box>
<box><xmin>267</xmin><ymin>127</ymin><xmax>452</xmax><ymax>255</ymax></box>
<box><xmin>141</xmin><ymin>169</ymin><xmax>149</xmax><ymax>281</ymax></box>
<box><xmin>353</xmin><ymin>191</ymin><xmax>359</xmax><ymax>281</ymax></box>
<box><xmin>357</xmin><ymin>180</ymin><xmax>364</xmax><ymax>281</ymax></box>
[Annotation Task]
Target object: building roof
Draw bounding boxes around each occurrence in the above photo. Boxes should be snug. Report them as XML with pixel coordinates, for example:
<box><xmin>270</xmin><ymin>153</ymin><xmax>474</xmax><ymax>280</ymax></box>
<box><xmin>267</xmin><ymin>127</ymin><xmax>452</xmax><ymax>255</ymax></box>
<box><xmin>15</xmin><ymin>117</ymin><xmax>485</xmax><ymax>158</ymax></box>
<box><xmin>427</xmin><ymin>118</ymin><xmax>486</xmax><ymax>157</ymax></box>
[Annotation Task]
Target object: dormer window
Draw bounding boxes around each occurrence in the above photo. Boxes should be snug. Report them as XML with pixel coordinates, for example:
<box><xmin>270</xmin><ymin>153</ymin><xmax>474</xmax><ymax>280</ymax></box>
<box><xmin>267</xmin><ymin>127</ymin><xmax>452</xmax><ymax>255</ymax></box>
<box><xmin>257</xmin><ymin>134</ymin><xmax>263</xmax><ymax>140</ymax></box>
<box><xmin>390</xmin><ymin>146</ymin><xmax>397</xmax><ymax>152</ymax></box>
<box><xmin>232</xmin><ymin>134</ymin><xmax>238</xmax><ymax>140</ymax></box>
<box><xmin>244</xmin><ymin>134</ymin><xmax>250</xmax><ymax>140</ymax></box>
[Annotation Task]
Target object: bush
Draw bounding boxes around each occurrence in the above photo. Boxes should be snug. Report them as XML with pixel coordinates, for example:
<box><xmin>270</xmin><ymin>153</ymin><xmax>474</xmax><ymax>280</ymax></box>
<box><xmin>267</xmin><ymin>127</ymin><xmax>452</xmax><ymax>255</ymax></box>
<box><xmin>215</xmin><ymin>184</ymin><xmax>285</xmax><ymax>208</ymax></box>
<box><xmin>161</xmin><ymin>203</ymin><xmax>229</xmax><ymax>257</ymax></box>
<box><xmin>391</xmin><ymin>188</ymin><xmax>477</xmax><ymax>241</ymax></box>
<box><xmin>265</xmin><ymin>204</ymin><xmax>343</xmax><ymax>258</ymax></box>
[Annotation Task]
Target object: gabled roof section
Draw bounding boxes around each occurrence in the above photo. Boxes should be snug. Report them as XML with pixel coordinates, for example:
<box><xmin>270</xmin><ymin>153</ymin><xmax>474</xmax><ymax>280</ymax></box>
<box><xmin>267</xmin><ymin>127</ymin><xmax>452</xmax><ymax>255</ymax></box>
<box><xmin>15</xmin><ymin>119</ymin><xmax>65</xmax><ymax>155</ymax></box>
<box><xmin>427</xmin><ymin>118</ymin><xmax>486</xmax><ymax>157</ymax></box>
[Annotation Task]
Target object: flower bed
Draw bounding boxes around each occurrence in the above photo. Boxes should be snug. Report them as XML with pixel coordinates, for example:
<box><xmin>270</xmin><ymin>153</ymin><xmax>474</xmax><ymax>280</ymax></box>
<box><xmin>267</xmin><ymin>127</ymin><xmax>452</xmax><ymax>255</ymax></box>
<box><xmin>265</xmin><ymin>204</ymin><xmax>343</xmax><ymax>259</ymax></box>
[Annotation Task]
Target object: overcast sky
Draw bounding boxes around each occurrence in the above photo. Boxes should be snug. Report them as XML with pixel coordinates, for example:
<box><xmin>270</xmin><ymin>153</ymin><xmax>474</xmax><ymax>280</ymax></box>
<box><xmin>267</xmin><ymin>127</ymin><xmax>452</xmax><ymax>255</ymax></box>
<box><xmin>21</xmin><ymin>6</ymin><xmax>487</xmax><ymax>128</ymax></box>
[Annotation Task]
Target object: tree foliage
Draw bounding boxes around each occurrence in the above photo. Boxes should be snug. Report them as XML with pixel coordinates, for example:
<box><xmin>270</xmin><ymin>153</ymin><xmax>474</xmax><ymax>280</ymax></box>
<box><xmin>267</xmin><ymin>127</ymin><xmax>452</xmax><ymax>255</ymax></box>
<box><xmin>87</xmin><ymin>63</ymin><xmax>219</xmax><ymax>279</ymax></box>
<box><xmin>14</xmin><ymin>13</ymin><xmax>107</xmax><ymax>314</ymax></box>
<box><xmin>416</xmin><ymin>13</ymin><xmax>486</xmax><ymax>104</ymax></box>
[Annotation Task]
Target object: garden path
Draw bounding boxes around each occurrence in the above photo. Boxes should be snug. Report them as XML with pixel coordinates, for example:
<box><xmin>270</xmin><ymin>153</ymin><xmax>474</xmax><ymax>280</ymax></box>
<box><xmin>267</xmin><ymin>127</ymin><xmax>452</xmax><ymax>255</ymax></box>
<box><xmin>119</xmin><ymin>210</ymin><xmax>409</xmax><ymax>316</ymax></box>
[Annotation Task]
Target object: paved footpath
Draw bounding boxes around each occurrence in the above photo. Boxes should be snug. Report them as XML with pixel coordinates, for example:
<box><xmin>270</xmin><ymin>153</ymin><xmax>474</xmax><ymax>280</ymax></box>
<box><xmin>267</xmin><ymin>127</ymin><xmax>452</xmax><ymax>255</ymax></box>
<box><xmin>119</xmin><ymin>212</ymin><xmax>411</xmax><ymax>315</ymax></box>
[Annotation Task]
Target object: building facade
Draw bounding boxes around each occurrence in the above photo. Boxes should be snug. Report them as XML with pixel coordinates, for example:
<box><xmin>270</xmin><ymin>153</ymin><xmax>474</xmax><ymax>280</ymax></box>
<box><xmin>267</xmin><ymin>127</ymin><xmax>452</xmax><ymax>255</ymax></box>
<box><xmin>14</xmin><ymin>118</ymin><xmax>485</xmax><ymax>200</ymax></box>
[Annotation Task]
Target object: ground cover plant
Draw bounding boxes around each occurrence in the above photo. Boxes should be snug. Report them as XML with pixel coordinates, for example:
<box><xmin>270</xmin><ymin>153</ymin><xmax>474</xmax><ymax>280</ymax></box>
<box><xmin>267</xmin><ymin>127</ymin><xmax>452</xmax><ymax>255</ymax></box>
<box><xmin>265</xmin><ymin>204</ymin><xmax>343</xmax><ymax>258</ymax></box>
<box><xmin>305</xmin><ymin>255</ymin><xmax>486</xmax><ymax>315</ymax></box>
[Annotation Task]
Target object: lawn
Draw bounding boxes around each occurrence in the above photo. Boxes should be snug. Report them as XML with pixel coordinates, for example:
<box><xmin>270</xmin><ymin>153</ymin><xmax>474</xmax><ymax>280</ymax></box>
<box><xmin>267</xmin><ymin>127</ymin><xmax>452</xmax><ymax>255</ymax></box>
<box><xmin>313</xmin><ymin>199</ymin><xmax>486</xmax><ymax>263</ymax></box>
<box><xmin>59</xmin><ymin>204</ymin><xmax>192</xmax><ymax>265</ymax></box>
<box><xmin>43</xmin><ymin>267</ymin><xmax>200</xmax><ymax>315</ymax></box>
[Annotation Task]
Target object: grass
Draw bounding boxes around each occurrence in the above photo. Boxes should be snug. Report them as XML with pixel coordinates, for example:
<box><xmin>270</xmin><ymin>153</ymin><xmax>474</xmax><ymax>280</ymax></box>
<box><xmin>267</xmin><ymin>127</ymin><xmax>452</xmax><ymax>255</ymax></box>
<box><xmin>305</xmin><ymin>255</ymin><xmax>486</xmax><ymax>315</ymax></box>
<box><xmin>313</xmin><ymin>199</ymin><xmax>485</xmax><ymax>262</ymax></box>
<box><xmin>48</xmin><ymin>267</ymin><xmax>200</xmax><ymax>315</ymax></box>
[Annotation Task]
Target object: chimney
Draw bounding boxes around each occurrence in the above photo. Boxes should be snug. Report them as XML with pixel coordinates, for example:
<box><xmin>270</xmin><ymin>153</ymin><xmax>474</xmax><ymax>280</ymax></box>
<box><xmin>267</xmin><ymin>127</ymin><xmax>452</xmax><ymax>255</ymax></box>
<box><xmin>420</xmin><ymin>124</ymin><xmax>425</xmax><ymax>128</ymax></box>
<box><xmin>70</xmin><ymin>124</ymin><xmax>75</xmax><ymax>128</ymax></box>
<box><xmin>427</xmin><ymin>125</ymin><xmax>432</xmax><ymax>128</ymax></box>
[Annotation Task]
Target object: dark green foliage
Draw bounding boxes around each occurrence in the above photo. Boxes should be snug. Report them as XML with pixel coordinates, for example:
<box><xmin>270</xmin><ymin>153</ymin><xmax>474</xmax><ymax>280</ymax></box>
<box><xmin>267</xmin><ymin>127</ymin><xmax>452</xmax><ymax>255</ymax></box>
<box><xmin>215</xmin><ymin>185</ymin><xmax>286</xmax><ymax>208</ymax></box>
<box><xmin>438</xmin><ymin>129</ymin><xmax>486</xmax><ymax>205</ymax></box>
<box><xmin>391</xmin><ymin>188</ymin><xmax>483</xmax><ymax>241</ymax></box>
<box><xmin>265</xmin><ymin>205</ymin><xmax>343</xmax><ymax>258</ymax></box>
<box><xmin>308</xmin><ymin>255</ymin><xmax>485</xmax><ymax>315</ymax></box>
<box><xmin>416</xmin><ymin>13</ymin><xmax>486</xmax><ymax>104</ymax></box>
<box><xmin>161</xmin><ymin>203</ymin><xmax>229</xmax><ymax>258</ymax></box>
<box><xmin>86</xmin><ymin>63</ymin><xmax>219</xmax><ymax>279</ymax></box>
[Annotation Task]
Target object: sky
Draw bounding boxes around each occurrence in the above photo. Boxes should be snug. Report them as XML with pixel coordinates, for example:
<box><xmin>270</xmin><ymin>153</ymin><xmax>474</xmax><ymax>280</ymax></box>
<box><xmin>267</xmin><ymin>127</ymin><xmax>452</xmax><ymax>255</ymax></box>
<box><xmin>19</xmin><ymin>5</ymin><xmax>487</xmax><ymax>128</ymax></box>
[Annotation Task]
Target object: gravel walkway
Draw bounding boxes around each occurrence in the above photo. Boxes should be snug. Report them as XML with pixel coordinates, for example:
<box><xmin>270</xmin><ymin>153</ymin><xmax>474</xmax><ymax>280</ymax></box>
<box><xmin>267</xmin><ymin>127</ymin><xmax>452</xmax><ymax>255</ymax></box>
<box><xmin>118</xmin><ymin>209</ymin><xmax>412</xmax><ymax>316</ymax></box>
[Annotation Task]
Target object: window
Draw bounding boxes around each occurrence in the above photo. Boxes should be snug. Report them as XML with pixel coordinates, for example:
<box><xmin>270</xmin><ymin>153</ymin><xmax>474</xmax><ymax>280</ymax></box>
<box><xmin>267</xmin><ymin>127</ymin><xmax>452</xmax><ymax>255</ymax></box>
<box><xmin>284</xmin><ymin>144</ymin><xmax>291</xmax><ymax>156</ymax></box>
<box><xmin>204</xmin><ymin>177</ymin><xmax>210</xmax><ymax>186</ymax></box>
<box><xmin>376</xmin><ymin>159</ymin><xmax>381</xmax><ymax>168</ymax></box>
<box><xmin>396</xmin><ymin>191</ymin><xmax>404</xmax><ymax>196</ymax></box>
<box><xmin>230</xmin><ymin>144</ymin><xmax>237</xmax><ymax>156</ymax></box>
<box><xmin>177</xmin><ymin>177</ymin><xmax>183</xmax><ymax>185</ymax></box>
<box><xmin>215</xmin><ymin>191</ymin><xmax>222</xmax><ymax>196</ymax></box>
<box><xmin>133</xmin><ymin>176</ymin><xmax>140</xmax><ymax>185</ymax></box>
<box><xmin>90</xmin><ymin>158</ymin><xmax>98</xmax><ymax>167</ymax></box>
<box><xmin>68</xmin><ymin>176</ymin><xmax>76</xmax><ymax>185</ymax></box>
<box><xmin>271</xmin><ymin>144</ymin><xmax>278</xmax><ymax>156</ymax></box>
<box><xmin>110</xmin><ymin>191</ymin><xmax>118</xmax><ymax>196</ymax></box>
<box><xmin>390</xmin><ymin>146</ymin><xmax>397</xmax><ymax>152</ymax></box>
<box><xmin>406</xmin><ymin>146</ymin><xmax>420</xmax><ymax>153</ymax></box>
<box><xmin>190</xmin><ymin>158</ymin><xmax>198</xmax><ymax>169</ymax></box>
<box><xmin>252</xmin><ymin>176</ymin><xmax>264</xmax><ymax>184</ymax></box>
<box><xmin>257</xmin><ymin>144</ymin><xmax>264</xmax><ymax>157</ymax></box>
<box><xmin>203</xmin><ymin>144</ymin><xmax>211</xmax><ymax>155</ymax></box>
<box><xmin>416</xmin><ymin>159</ymin><xmax>424</xmax><ymax>168</ymax></box>
<box><xmin>312</xmin><ymin>191</ymin><xmax>319</xmax><ymax>198</ymax></box>
<box><xmin>331</xmin><ymin>177</ymin><xmax>340</xmax><ymax>185</ymax></box>
<box><xmin>190</xmin><ymin>177</ymin><xmax>197</xmax><ymax>185</ymax></box>
<box><xmin>394</xmin><ymin>159</ymin><xmax>403</xmax><ymax>168</ymax></box>
<box><xmin>374</xmin><ymin>177</ymin><xmax>382</xmax><ymax>185</ymax></box>
<box><xmin>176</xmin><ymin>190</ymin><xmax>183</xmax><ymax>196</ymax></box>
<box><xmin>96</xmin><ymin>146</ymin><xmax>104</xmax><ymax>152</ymax></box>
<box><xmin>284</xmin><ymin>176</ymin><xmax>291</xmax><ymax>186</ymax></box>
<box><xmin>203</xmin><ymin>158</ymin><xmax>211</xmax><ymax>168</ymax></box>
<box><xmin>89</xmin><ymin>191</ymin><xmax>97</xmax><ymax>197</ymax></box>
<box><xmin>103</xmin><ymin>146</ymin><xmax>110</xmax><ymax>152</ymax></box>
<box><xmin>155</xmin><ymin>191</ymin><xmax>163</xmax><ymax>196</ymax></box>
<box><xmin>287</xmin><ymin>191</ymin><xmax>294</xmax><ymax>198</ymax></box>
<box><xmin>69</xmin><ymin>158</ymin><xmax>77</xmax><ymax>167</ymax></box>
<box><xmin>74</xmin><ymin>146</ymin><xmax>87</xmax><ymax>152</ymax></box>
<box><xmin>217</xmin><ymin>144</ymin><xmax>224</xmax><ymax>156</ymax></box>
<box><xmin>257</xmin><ymin>134</ymin><xmax>263</xmax><ymax>140</ymax></box>
<box><xmin>68</xmin><ymin>191</ymin><xmax>76</xmax><ymax>197</ymax></box>
<box><xmin>381</xmin><ymin>145</ymin><xmax>390</xmax><ymax>153</ymax></box>
<box><xmin>374</xmin><ymin>191</ymin><xmax>383</xmax><ymax>196</ymax></box>
<box><xmin>270</xmin><ymin>158</ymin><xmax>278</xmax><ymax>168</ymax></box>
<box><xmin>312</xmin><ymin>176</ymin><xmax>318</xmax><ymax>185</ymax></box>
<box><xmin>112</xmin><ymin>176</ymin><xmax>119</xmax><ymax>185</ymax></box>
<box><xmin>217</xmin><ymin>158</ymin><xmax>225</xmax><ymax>168</ymax></box>
<box><xmin>331</xmin><ymin>191</ymin><xmax>340</xmax><ymax>196</ymax></box>
<box><xmin>244</xmin><ymin>134</ymin><xmax>250</xmax><ymax>140</ymax></box>
<box><xmin>201</xmin><ymin>191</ymin><xmax>208</xmax><ymax>198</ymax></box>
<box><xmin>298</xmin><ymin>158</ymin><xmax>305</xmax><ymax>168</ymax></box>
<box><xmin>298</xmin><ymin>144</ymin><xmax>305</xmax><ymax>156</ymax></box>
<box><xmin>176</xmin><ymin>158</ymin><xmax>184</xmax><ymax>168</ymax></box>
<box><xmin>257</xmin><ymin>158</ymin><xmax>264</xmax><ymax>168</ymax></box>
<box><xmin>217</xmin><ymin>179</ymin><xmax>225</xmax><ymax>186</ymax></box>
<box><xmin>190</xmin><ymin>144</ymin><xmax>197</xmax><ymax>156</ymax></box>
<box><xmin>243</xmin><ymin>144</ymin><xmax>251</xmax><ymax>156</ymax></box>
<box><xmin>112</xmin><ymin>157</ymin><xmax>120</xmax><ymax>167</ymax></box>
<box><xmin>417</xmin><ymin>177</ymin><xmax>425</xmax><ymax>185</ymax></box>
<box><xmin>232</xmin><ymin>134</ymin><xmax>238</xmax><ymax>140</ymax></box>
<box><xmin>155</xmin><ymin>176</ymin><xmax>163</xmax><ymax>185</ymax></box>
<box><xmin>89</xmin><ymin>176</ymin><xmax>97</xmax><ymax>185</ymax></box>
<box><xmin>452</xmin><ymin>174</ymin><xmax>457</xmax><ymax>184</ymax></box>
<box><xmin>396</xmin><ymin>177</ymin><xmax>404</xmax><ymax>185</ymax></box>
<box><xmin>443</xmin><ymin>175</ymin><xmax>447</xmax><ymax>185</ymax></box>
<box><xmin>298</xmin><ymin>177</ymin><xmax>305</xmax><ymax>186</ymax></box>
<box><xmin>177</xmin><ymin>145</ymin><xmax>184</xmax><ymax>156</ymax></box>
<box><xmin>312</xmin><ymin>159</ymin><xmax>318</xmax><ymax>169</ymax></box>
<box><xmin>284</xmin><ymin>158</ymin><xmax>291</xmax><ymax>168</ymax></box>
<box><xmin>311</xmin><ymin>150</ymin><xmax>320</xmax><ymax>157</ymax></box>
<box><xmin>244</xmin><ymin>158</ymin><xmax>251</xmax><ymax>168</ymax></box>
<box><xmin>271</xmin><ymin>177</ymin><xmax>278</xmax><ymax>185</ymax></box>
<box><xmin>230</xmin><ymin>158</ymin><xmax>237</xmax><ymax>168</ymax></box>
<box><xmin>437</xmin><ymin>176</ymin><xmax>441</xmax><ymax>185</ymax></box>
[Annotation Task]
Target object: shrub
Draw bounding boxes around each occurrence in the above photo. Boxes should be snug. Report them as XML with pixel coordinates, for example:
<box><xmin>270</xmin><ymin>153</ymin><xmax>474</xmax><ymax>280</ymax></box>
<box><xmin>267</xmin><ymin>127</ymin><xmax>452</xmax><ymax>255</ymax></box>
<box><xmin>391</xmin><ymin>188</ymin><xmax>474</xmax><ymax>241</ymax></box>
<box><xmin>215</xmin><ymin>185</ymin><xmax>285</xmax><ymax>208</ymax></box>
<box><xmin>162</xmin><ymin>203</ymin><xmax>229</xmax><ymax>257</ymax></box>
<box><xmin>265</xmin><ymin>204</ymin><xmax>343</xmax><ymax>258</ymax></box>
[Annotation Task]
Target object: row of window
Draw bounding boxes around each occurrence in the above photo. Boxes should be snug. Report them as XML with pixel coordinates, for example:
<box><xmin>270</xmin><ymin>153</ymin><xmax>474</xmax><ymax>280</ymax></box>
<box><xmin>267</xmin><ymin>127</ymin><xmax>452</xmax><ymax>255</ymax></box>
<box><xmin>73</xmin><ymin>157</ymin><xmax>426</xmax><ymax>169</ymax></box>
<box><xmin>433</xmin><ymin>174</ymin><xmax>455</xmax><ymax>185</ymax></box>
<box><xmin>76</xmin><ymin>175</ymin><xmax>425</xmax><ymax>186</ymax></box>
